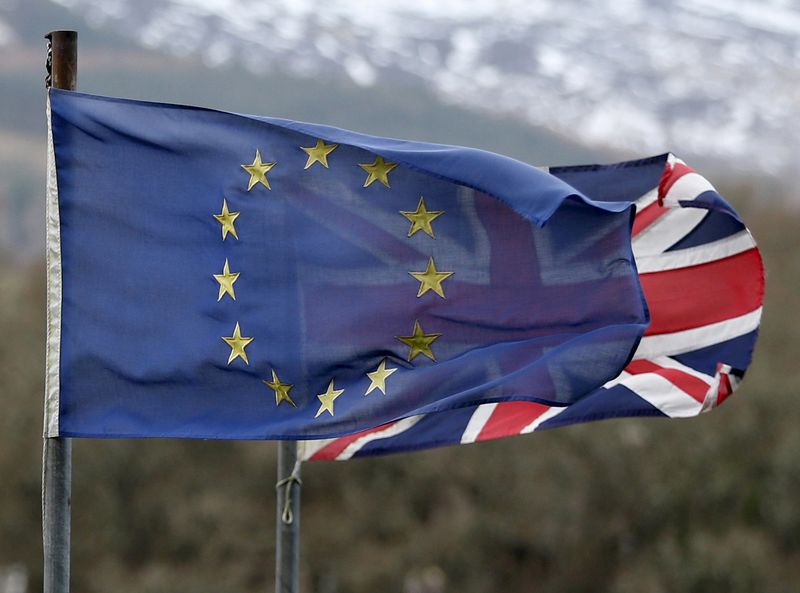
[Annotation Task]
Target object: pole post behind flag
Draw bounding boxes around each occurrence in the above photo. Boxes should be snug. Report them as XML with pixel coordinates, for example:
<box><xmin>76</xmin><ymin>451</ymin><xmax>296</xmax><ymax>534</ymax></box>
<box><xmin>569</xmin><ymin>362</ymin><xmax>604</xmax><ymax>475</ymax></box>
<box><xmin>43</xmin><ymin>29</ymin><xmax>77</xmax><ymax>593</ymax></box>
<box><xmin>275</xmin><ymin>441</ymin><xmax>302</xmax><ymax>593</ymax></box>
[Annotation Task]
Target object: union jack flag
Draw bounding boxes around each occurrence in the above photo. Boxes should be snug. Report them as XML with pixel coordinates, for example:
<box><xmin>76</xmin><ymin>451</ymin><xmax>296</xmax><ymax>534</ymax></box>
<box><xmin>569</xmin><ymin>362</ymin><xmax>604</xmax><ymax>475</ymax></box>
<box><xmin>302</xmin><ymin>154</ymin><xmax>764</xmax><ymax>461</ymax></box>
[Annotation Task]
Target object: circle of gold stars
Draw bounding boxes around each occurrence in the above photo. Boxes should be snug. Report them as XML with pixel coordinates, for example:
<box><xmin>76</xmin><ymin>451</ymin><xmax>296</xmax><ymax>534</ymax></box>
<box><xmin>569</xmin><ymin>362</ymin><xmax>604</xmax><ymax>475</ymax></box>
<box><xmin>211</xmin><ymin>140</ymin><xmax>457</xmax><ymax>419</ymax></box>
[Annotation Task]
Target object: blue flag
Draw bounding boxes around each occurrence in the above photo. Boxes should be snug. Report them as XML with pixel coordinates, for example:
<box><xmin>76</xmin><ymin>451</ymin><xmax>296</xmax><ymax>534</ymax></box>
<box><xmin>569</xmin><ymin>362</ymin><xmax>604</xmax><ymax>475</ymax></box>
<box><xmin>45</xmin><ymin>89</ymin><xmax>648</xmax><ymax>440</ymax></box>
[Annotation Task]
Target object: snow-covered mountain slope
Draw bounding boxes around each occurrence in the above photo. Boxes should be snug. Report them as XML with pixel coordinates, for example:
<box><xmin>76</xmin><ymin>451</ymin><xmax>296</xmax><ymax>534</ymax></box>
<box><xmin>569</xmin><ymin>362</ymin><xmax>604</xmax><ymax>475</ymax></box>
<box><xmin>49</xmin><ymin>0</ymin><xmax>800</xmax><ymax>175</ymax></box>
<box><xmin>0</xmin><ymin>14</ymin><xmax>16</xmax><ymax>45</ymax></box>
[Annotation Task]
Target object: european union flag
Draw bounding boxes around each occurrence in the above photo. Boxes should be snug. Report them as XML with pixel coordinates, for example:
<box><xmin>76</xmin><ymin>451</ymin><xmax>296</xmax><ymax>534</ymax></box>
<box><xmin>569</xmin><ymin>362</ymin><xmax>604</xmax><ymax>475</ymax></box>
<box><xmin>45</xmin><ymin>90</ymin><xmax>648</xmax><ymax>440</ymax></box>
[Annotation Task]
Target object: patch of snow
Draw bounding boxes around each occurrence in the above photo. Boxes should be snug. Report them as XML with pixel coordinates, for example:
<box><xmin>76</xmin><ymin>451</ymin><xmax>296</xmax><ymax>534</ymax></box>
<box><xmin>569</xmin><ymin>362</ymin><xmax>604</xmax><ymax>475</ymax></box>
<box><xmin>0</xmin><ymin>17</ymin><xmax>16</xmax><ymax>45</ymax></box>
<box><xmin>343</xmin><ymin>54</ymin><xmax>377</xmax><ymax>86</ymax></box>
<box><xmin>47</xmin><ymin>0</ymin><xmax>800</xmax><ymax>177</ymax></box>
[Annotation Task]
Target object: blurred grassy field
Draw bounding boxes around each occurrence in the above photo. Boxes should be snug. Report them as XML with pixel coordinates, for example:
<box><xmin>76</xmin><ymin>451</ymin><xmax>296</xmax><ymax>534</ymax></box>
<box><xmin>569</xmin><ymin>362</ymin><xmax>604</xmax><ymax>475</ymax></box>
<box><xmin>0</xmin><ymin>183</ymin><xmax>796</xmax><ymax>593</ymax></box>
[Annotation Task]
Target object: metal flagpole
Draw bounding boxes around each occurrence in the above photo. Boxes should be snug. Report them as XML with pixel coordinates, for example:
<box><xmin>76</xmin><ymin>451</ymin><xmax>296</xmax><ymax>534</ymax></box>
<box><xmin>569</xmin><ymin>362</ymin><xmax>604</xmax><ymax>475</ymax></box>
<box><xmin>275</xmin><ymin>441</ymin><xmax>302</xmax><ymax>593</ymax></box>
<box><xmin>42</xmin><ymin>29</ymin><xmax>77</xmax><ymax>593</ymax></box>
<box><xmin>41</xmin><ymin>32</ymin><xmax>303</xmax><ymax>593</ymax></box>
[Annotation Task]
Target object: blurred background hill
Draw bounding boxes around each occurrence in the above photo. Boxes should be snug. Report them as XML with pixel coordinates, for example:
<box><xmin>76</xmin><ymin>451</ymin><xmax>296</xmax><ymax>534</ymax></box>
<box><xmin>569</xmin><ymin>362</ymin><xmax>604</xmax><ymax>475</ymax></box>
<box><xmin>1</xmin><ymin>0</ymin><xmax>798</xmax><ymax>592</ymax></box>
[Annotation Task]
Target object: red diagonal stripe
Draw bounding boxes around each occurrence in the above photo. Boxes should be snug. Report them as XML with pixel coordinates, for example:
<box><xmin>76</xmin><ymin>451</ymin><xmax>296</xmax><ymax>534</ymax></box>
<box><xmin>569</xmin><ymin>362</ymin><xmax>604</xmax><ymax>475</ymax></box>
<box><xmin>625</xmin><ymin>359</ymin><xmax>709</xmax><ymax>403</ymax></box>
<box><xmin>716</xmin><ymin>372</ymin><xmax>734</xmax><ymax>406</ymax></box>
<box><xmin>632</xmin><ymin>200</ymin><xmax>669</xmax><ymax>237</ymax></box>
<box><xmin>658</xmin><ymin>161</ymin><xmax>695</xmax><ymax>201</ymax></box>
<box><xmin>477</xmin><ymin>401</ymin><xmax>551</xmax><ymax>441</ymax></box>
<box><xmin>308</xmin><ymin>422</ymin><xmax>396</xmax><ymax>461</ymax></box>
<box><xmin>641</xmin><ymin>248</ymin><xmax>762</xmax><ymax>335</ymax></box>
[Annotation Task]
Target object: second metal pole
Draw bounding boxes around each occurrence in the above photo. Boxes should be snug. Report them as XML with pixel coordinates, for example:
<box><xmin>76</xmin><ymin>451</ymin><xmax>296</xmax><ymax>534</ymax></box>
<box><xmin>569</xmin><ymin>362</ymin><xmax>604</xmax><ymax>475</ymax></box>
<box><xmin>42</xmin><ymin>438</ymin><xmax>72</xmax><ymax>593</ymax></box>
<box><xmin>275</xmin><ymin>441</ymin><xmax>302</xmax><ymax>593</ymax></box>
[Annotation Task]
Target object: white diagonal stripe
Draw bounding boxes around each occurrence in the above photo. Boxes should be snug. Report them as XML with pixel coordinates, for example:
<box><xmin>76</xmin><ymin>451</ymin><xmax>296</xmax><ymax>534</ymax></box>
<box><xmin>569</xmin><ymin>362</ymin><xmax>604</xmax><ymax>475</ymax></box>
<box><xmin>460</xmin><ymin>403</ymin><xmax>498</xmax><ymax>444</ymax></box>
<box><xmin>632</xmin><ymin>207</ymin><xmax>708</xmax><ymax>257</ymax></box>
<box><xmin>635</xmin><ymin>231</ymin><xmax>755</xmax><ymax>273</ymax></box>
<box><xmin>335</xmin><ymin>415</ymin><xmax>424</xmax><ymax>460</ymax></box>
<box><xmin>663</xmin><ymin>172</ymin><xmax>715</xmax><ymax>205</ymax></box>
<box><xmin>520</xmin><ymin>406</ymin><xmax>566</xmax><ymax>433</ymax></box>
<box><xmin>616</xmin><ymin>372</ymin><xmax>704</xmax><ymax>417</ymax></box>
<box><xmin>634</xmin><ymin>308</ymin><xmax>762</xmax><ymax>359</ymax></box>
<box><xmin>635</xmin><ymin>188</ymin><xmax>659</xmax><ymax>210</ymax></box>
<box><xmin>299</xmin><ymin>438</ymin><xmax>338</xmax><ymax>461</ymax></box>
<box><xmin>647</xmin><ymin>355</ymin><xmax>715</xmax><ymax>384</ymax></box>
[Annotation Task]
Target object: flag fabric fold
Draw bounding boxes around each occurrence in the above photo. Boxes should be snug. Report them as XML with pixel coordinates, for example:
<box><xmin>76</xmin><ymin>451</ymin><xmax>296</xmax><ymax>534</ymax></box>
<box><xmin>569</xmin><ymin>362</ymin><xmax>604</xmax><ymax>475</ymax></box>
<box><xmin>302</xmin><ymin>154</ymin><xmax>764</xmax><ymax>460</ymax></box>
<box><xmin>46</xmin><ymin>89</ymin><xmax>648</xmax><ymax>439</ymax></box>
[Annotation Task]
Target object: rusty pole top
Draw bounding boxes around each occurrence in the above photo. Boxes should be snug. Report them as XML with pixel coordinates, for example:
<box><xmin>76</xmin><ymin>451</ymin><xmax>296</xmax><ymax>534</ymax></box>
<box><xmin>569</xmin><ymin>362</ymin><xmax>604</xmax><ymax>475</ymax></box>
<box><xmin>45</xmin><ymin>30</ymin><xmax>77</xmax><ymax>90</ymax></box>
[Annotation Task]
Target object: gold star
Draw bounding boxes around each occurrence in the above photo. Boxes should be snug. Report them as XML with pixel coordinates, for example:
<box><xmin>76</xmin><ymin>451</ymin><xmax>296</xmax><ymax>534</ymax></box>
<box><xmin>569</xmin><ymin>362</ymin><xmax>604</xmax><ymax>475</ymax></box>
<box><xmin>213</xmin><ymin>198</ymin><xmax>240</xmax><ymax>241</ymax></box>
<box><xmin>400</xmin><ymin>197</ymin><xmax>444</xmax><ymax>238</ymax></box>
<box><xmin>359</xmin><ymin>155</ymin><xmax>398</xmax><ymax>188</ymax></box>
<box><xmin>301</xmin><ymin>139</ymin><xmax>338</xmax><ymax>169</ymax></box>
<box><xmin>222</xmin><ymin>322</ymin><xmax>254</xmax><ymax>365</ymax></box>
<box><xmin>315</xmin><ymin>379</ymin><xmax>345</xmax><ymax>418</ymax></box>
<box><xmin>409</xmin><ymin>256</ymin><xmax>454</xmax><ymax>299</ymax></box>
<box><xmin>263</xmin><ymin>369</ymin><xmax>296</xmax><ymax>407</ymax></box>
<box><xmin>397</xmin><ymin>320</ymin><xmax>441</xmax><ymax>362</ymax></box>
<box><xmin>365</xmin><ymin>358</ymin><xmax>398</xmax><ymax>396</ymax></box>
<box><xmin>241</xmin><ymin>149</ymin><xmax>276</xmax><ymax>191</ymax></box>
<box><xmin>213</xmin><ymin>258</ymin><xmax>240</xmax><ymax>301</ymax></box>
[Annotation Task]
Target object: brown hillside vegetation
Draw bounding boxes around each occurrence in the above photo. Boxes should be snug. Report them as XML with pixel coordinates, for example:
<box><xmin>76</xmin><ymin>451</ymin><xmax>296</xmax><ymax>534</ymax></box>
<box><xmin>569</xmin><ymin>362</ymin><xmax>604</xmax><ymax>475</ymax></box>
<box><xmin>0</xmin><ymin>187</ymin><xmax>797</xmax><ymax>593</ymax></box>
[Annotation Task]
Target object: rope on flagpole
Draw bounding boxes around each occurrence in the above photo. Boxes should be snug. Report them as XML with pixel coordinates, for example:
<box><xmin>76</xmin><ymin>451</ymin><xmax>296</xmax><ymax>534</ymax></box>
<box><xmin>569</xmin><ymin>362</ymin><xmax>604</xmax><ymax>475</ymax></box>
<box><xmin>276</xmin><ymin>459</ymin><xmax>302</xmax><ymax>525</ymax></box>
<box><xmin>275</xmin><ymin>441</ymin><xmax>301</xmax><ymax>593</ymax></box>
